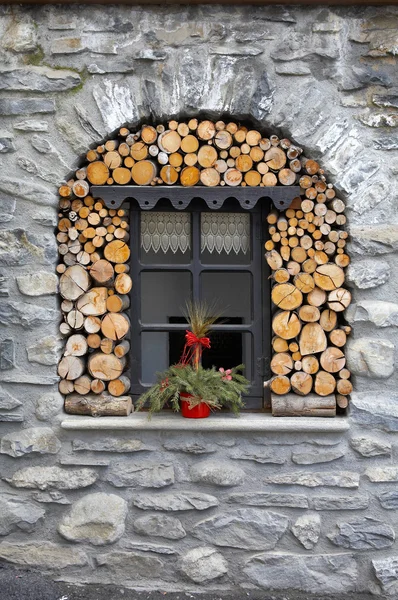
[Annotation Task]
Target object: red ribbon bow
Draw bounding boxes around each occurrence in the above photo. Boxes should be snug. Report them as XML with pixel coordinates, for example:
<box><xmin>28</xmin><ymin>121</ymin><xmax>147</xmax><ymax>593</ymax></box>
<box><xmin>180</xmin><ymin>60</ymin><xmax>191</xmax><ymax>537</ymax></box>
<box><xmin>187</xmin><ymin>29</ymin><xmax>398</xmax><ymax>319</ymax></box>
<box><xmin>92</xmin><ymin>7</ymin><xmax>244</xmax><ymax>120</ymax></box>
<box><xmin>180</xmin><ymin>330</ymin><xmax>211</xmax><ymax>366</ymax></box>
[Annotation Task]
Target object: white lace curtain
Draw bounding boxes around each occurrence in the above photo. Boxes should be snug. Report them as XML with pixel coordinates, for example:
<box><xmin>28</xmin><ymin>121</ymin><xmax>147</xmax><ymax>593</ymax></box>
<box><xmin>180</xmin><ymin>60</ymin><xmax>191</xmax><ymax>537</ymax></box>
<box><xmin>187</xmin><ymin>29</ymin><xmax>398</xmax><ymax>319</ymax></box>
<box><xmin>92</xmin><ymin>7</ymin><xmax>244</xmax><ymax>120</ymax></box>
<box><xmin>141</xmin><ymin>212</ymin><xmax>250</xmax><ymax>255</ymax></box>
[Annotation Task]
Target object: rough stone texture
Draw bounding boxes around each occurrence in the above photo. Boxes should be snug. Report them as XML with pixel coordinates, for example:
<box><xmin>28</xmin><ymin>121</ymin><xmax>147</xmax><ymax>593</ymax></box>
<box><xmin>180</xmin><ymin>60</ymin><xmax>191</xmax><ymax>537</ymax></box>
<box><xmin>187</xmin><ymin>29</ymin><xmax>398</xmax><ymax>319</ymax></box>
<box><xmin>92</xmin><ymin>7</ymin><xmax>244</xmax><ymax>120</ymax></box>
<box><xmin>6</xmin><ymin>466</ymin><xmax>98</xmax><ymax>490</ymax></box>
<box><xmin>350</xmin><ymin>436</ymin><xmax>391</xmax><ymax>457</ymax></box>
<box><xmin>0</xmin><ymin>301</ymin><xmax>58</xmax><ymax>328</ymax></box>
<box><xmin>0</xmin><ymin>230</ymin><xmax>56</xmax><ymax>267</ymax></box>
<box><xmin>133</xmin><ymin>515</ymin><xmax>186</xmax><ymax>540</ymax></box>
<box><xmin>73</xmin><ymin>438</ymin><xmax>149</xmax><ymax>452</ymax></box>
<box><xmin>35</xmin><ymin>392</ymin><xmax>64</xmax><ymax>421</ymax></box>
<box><xmin>106</xmin><ymin>463</ymin><xmax>174</xmax><ymax>488</ymax></box>
<box><xmin>0</xmin><ymin>427</ymin><xmax>61</xmax><ymax>457</ymax></box>
<box><xmin>33</xmin><ymin>491</ymin><xmax>70</xmax><ymax>505</ymax></box>
<box><xmin>230</xmin><ymin>446</ymin><xmax>286</xmax><ymax>464</ymax></box>
<box><xmin>163</xmin><ymin>437</ymin><xmax>216</xmax><ymax>454</ymax></box>
<box><xmin>0</xmin><ymin>67</ymin><xmax>81</xmax><ymax>93</ymax></box>
<box><xmin>0</xmin><ymin>339</ymin><xmax>15</xmax><ymax>370</ymax></box>
<box><xmin>0</xmin><ymin>542</ymin><xmax>88</xmax><ymax>569</ymax></box>
<box><xmin>95</xmin><ymin>551</ymin><xmax>163</xmax><ymax>579</ymax></box>
<box><xmin>311</xmin><ymin>495</ymin><xmax>370</xmax><ymax>511</ymax></box>
<box><xmin>365</xmin><ymin>466</ymin><xmax>398</xmax><ymax>483</ymax></box>
<box><xmin>244</xmin><ymin>553</ymin><xmax>358</xmax><ymax>593</ymax></box>
<box><xmin>190</xmin><ymin>461</ymin><xmax>245</xmax><ymax>486</ymax></box>
<box><xmin>346</xmin><ymin>337</ymin><xmax>395</xmax><ymax>378</ymax></box>
<box><xmin>347</xmin><ymin>259</ymin><xmax>390</xmax><ymax>289</ymax></box>
<box><xmin>291</xmin><ymin>449</ymin><xmax>344</xmax><ymax>464</ymax></box>
<box><xmin>58</xmin><ymin>493</ymin><xmax>128</xmax><ymax>545</ymax></box>
<box><xmin>180</xmin><ymin>547</ymin><xmax>228</xmax><ymax>583</ymax></box>
<box><xmin>373</xmin><ymin>557</ymin><xmax>398</xmax><ymax>596</ymax></box>
<box><xmin>263</xmin><ymin>472</ymin><xmax>360</xmax><ymax>488</ymax></box>
<box><xmin>192</xmin><ymin>509</ymin><xmax>289</xmax><ymax>550</ymax></box>
<box><xmin>27</xmin><ymin>335</ymin><xmax>63</xmax><ymax>366</ymax></box>
<box><xmin>379</xmin><ymin>491</ymin><xmax>398</xmax><ymax>510</ymax></box>
<box><xmin>351</xmin><ymin>393</ymin><xmax>398</xmax><ymax>432</ymax></box>
<box><xmin>16</xmin><ymin>272</ymin><xmax>58</xmax><ymax>296</ymax></box>
<box><xmin>329</xmin><ymin>517</ymin><xmax>395</xmax><ymax>550</ymax></box>
<box><xmin>291</xmin><ymin>514</ymin><xmax>321</xmax><ymax>549</ymax></box>
<box><xmin>133</xmin><ymin>492</ymin><xmax>219</xmax><ymax>512</ymax></box>
<box><xmin>346</xmin><ymin>301</ymin><xmax>398</xmax><ymax>327</ymax></box>
<box><xmin>0</xmin><ymin>495</ymin><xmax>45</xmax><ymax>535</ymax></box>
<box><xmin>0</xmin><ymin>99</ymin><xmax>55</xmax><ymax>115</ymax></box>
<box><xmin>228</xmin><ymin>492</ymin><xmax>309</xmax><ymax>508</ymax></box>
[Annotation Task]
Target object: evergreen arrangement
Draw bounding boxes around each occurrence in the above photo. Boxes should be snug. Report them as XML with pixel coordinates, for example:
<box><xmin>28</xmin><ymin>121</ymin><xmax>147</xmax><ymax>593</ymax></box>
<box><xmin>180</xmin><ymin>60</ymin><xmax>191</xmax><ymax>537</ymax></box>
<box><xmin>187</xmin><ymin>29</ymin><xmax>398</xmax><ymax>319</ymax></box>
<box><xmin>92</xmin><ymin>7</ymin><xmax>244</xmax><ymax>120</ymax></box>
<box><xmin>135</xmin><ymin>301</ymin><xmax>249</xmax><ymax>416</ymax></box>
<box><xmin>135</xmin><ymin>363</ymin><xmax>249</xmax><ymax>416</ymax></box>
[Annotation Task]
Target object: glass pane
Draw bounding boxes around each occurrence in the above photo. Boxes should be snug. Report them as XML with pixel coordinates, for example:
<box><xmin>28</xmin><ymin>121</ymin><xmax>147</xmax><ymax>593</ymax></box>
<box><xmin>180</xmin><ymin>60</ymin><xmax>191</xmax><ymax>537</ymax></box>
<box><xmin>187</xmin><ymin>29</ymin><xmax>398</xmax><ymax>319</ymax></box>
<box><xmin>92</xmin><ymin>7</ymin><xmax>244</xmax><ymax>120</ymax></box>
<box><xmin>203</xmin><ymin>332</ymin><xmax>253</xmax><ymax>384</ymax></box>
<box><xmin>201</xmin><ymin>212</ymin><xmax>251</xmax><ymax>265</ymax></box>
<box><xmin>141</xmin><ymin>212</ymin><xmax>191</xmax><ymax>264</ymax></box>
<box><xmin>201</xmin><ymin>272</ymin><xmax>252</xmax><ymax>323</ymax></box>
<box><xmin>141</xmin><ymin>332</ymin><xmax>169</xmax><ymax>385</ymax></box>
<box><xmin>141</xmin><ymin>271</ymin><xmax>191</xmax><ymax>323</ymax></box>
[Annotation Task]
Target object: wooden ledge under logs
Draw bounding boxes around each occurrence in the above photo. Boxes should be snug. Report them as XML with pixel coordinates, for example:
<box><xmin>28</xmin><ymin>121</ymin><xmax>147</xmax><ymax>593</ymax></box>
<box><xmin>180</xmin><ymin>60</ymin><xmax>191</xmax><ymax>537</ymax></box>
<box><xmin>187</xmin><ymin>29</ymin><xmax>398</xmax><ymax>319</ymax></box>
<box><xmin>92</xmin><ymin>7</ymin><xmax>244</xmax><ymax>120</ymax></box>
<box><xmin>91</xmin><ymin>185</ymin><xmax>302</xmax><ymax>211</ymax></box>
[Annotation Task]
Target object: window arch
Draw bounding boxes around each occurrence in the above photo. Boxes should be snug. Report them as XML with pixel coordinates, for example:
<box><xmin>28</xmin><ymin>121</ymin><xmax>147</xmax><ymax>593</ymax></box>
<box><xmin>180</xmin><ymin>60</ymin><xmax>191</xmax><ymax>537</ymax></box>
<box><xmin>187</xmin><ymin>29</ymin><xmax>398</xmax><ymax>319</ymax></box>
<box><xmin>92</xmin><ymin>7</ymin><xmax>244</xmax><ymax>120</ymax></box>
<box><xmin>57</xmin><ymin>118</ymin><xmax>351</xmax><ymax>418</ymax></box>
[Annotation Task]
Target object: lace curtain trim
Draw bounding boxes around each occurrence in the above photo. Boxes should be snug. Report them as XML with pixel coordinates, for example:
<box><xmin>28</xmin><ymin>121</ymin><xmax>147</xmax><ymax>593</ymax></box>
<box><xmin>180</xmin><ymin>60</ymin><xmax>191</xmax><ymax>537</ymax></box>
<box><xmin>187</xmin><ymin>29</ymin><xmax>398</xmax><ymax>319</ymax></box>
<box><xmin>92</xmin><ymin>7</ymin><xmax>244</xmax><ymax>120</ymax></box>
<box><xmin>141</xmin><ymin>212</ymin><xmax>250</xmax><ymax>255</ymax></box>
<box><xmin>201</xmin><ymin>213</ymin><xmax>250</xmax><ymax>255</ymax></box>
<box><xmin>141</xmin><ymin>212</ymin><xmax>191</xmax><ymax>254</ymax></box>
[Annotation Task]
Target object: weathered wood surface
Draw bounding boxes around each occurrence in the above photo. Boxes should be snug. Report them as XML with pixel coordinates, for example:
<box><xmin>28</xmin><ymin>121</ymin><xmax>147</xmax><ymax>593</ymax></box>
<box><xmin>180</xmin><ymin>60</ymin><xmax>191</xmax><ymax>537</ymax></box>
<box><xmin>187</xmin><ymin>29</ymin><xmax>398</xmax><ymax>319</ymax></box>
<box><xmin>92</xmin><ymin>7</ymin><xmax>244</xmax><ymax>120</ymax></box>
<box><xmin>272</xmin><ymin>394</ymin><xmax>336</xmax><ymax>417</ymax></box>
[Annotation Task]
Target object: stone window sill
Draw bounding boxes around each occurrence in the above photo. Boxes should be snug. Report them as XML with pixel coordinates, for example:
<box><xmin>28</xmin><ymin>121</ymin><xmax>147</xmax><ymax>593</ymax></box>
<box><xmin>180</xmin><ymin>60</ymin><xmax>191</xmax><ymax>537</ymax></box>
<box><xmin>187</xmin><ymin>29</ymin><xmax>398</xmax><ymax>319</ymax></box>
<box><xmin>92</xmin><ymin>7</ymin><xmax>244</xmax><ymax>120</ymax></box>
<box><xmin>61</xmin><ymin>412</ymin><xmax>349</xmax><ymax>432</ymax></box>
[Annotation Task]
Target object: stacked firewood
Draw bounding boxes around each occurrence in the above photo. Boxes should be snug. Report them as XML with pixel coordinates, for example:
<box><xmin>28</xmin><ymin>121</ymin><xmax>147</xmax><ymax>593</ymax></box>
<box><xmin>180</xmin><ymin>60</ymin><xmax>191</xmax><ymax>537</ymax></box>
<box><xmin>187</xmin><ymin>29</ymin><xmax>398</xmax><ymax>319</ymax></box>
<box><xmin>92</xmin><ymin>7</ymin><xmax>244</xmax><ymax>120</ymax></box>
<box><xmin>56</xmin><ymin>118</ymin><xmax>351</xmax><ymax>416</ymax></box>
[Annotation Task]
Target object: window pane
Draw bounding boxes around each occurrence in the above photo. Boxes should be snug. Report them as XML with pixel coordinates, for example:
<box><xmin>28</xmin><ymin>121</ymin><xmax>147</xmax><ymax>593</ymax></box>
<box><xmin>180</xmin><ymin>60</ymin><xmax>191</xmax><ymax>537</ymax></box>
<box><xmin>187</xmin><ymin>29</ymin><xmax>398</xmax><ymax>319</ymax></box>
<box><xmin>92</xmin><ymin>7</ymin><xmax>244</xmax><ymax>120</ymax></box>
<box><xmin>141</xmin><ymin>332</ymin><xmax>169</xmax><ymax>385</ymax></box>
<box><xmin>141</xmin><ymin>212</ymin><xmax>191</xmax><ymax>264</ymax></box>
<box><xmin>201</xmin><ymin>272</ymin><xmax>252</xmax><ymax>323</ymax></box>
<box><xmin>201</xmin><ymin>212</ymin><xmax>251</xmax><ymax>265</ymax></box>
<box><xmin>141</xmin><ymin>271</ymin><xmax>192</xmax><ymax>323</ymax></box>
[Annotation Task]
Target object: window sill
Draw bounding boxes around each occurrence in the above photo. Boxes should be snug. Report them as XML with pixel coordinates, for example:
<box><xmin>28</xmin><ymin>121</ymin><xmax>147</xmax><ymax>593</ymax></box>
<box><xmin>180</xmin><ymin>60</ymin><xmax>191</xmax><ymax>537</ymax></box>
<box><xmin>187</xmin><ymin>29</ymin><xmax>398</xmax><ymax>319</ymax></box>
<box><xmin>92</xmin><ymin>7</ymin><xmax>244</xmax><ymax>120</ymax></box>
<box><xmin>61</xmin><ymin>412</ymin><xmax>349</xmax><ymax>432</ymax></box>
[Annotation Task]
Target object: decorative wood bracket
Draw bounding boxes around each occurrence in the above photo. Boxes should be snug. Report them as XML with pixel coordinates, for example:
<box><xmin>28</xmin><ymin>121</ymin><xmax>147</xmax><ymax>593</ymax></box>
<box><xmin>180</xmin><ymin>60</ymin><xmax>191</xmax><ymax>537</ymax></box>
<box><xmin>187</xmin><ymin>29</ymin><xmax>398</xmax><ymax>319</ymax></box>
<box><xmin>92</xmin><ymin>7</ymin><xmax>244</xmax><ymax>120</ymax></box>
<box><xmin>91</xmin><ymin>185</ymin><xmax>302</xmax><ymax>211</ymax></box>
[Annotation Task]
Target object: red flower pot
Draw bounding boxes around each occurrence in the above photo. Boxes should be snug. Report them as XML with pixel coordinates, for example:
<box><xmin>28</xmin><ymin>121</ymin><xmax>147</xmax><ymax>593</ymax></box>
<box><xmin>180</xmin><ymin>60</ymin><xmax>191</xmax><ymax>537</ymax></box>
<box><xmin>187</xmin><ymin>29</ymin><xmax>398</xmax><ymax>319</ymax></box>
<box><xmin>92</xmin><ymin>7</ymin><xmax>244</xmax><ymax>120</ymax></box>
<box><xmin>180</xmin><ymin>392</ymin><xmax>210</xmax><ymax>419</ymax></box>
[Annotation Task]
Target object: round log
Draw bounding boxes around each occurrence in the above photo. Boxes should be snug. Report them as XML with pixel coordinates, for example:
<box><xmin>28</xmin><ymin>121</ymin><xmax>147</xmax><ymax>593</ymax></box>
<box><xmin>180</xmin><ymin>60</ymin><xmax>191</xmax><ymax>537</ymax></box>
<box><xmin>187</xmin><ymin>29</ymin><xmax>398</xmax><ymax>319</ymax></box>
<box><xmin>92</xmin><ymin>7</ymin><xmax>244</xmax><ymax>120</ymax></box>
<box><xmin>314</xmin><ymin>263</ymin><xmax>345</xmax><ymax>291</ymax></box>
<box><xmin>314</xmin><ymin>370</ymin><xmax>336</xmax><ymax>396</ymax></box>
<box><xmin>114</xmin><ymin>273</ymin><xmax>133</xmax><ymax>295</ymax></box>
<box><xmin>291</xmin><ymin>372</ymin><xmax>313</xmax><ymax>395</ymax></box>
<box><xmin>74</xmin><ymin>375</ymin><xmax>92</xmax><ymax>395</ymax></box>
<box><xmin>88</xmin><ymin>352</ymin><xmax>125</xmax><ymax>381</ymax></box>
<box><xmin>86</xmin><ymin>161</ymin><xmax>109</xmax><ymax>185</ymax></box>
<box><xmin>327</xmin><ymin>288</ymin><xmax>352</xmax><ymax>312</ymax></box>
<box><xmin>320</xmin><ymin>347</ymin><xmax>346</xmax><ymax>373</ymax></box>
<box><xmin>76</xmin><ymin>287</ymin><xmax>108</xmax><ymax>316</ymax></box>
<box><xmin>90</xmin><ymin>259</ymin><xmax>114</xmax><ymax>286</ymax></box>
<box><xmin>272</xmin><ymin>337</ymin><xmax>289</xmax><ymax>353</ymax></box>
<box><xmin>299</xmin><ymin>323</ymin><xmax>327</xmax><ymax>356</ymax></box>
<box><xmin>270</xmin><ymin>352</ymin><xmax>294</xmax><ymax>375</ymax></box>
<box><xmin>104</xmin><ymin>240</ymin><xmax>130</xmax><ymax>264</ymax></box>
<box><xmin>60</xmin><ymin>265</ymin><xmax>90</xmax><ymax>301</ymax></box>
<box><xmin>272</xmin><ymin>311</ymin><xmax>302</xmax><ymax>340</ymax></box>
<box><xmin>336</xmin><ymin>378</ymin><xmax>353</xmax><ymax>396</ymax></box>
<box><xmin>131</xmin><ymin>160</ymin><xmax>156</xmax><ymax>185</ymax></box>
<box><xmin>319</xmin><ymin>309</ymin><xmax>338</xmax><ymax>332</ymax></box>
<box><xmin>65</xmin><ymin>334</ymin><xmax>88</xmax><ymax>357</ymax></box>
<box><xmin>114</xmin><ymin>340</ymin><xmax>130</xmax><ymax>358</ymax></box>
<box><xmin>270</xmin><ymin>375</ymin><xmax>291</xmax><ymax>395</ymax></box>
<box><xmin>84</xmin><ymin>315</ymin><xmax>102</xmax><ymax>334</ymax></box>
<box><xmin>108</xmin><ymin>376</ymin><xmax>131</xmax><ymax>397</ymax></box>
<box><xmin>272</xmin><ymin>283</ymin><xmax>303</xmax><ymax>310</ymax></box>
<box><xmin>91</xmin><ymin>379</ymin><xmax>106</xmax><ymax>394</ymax></box>
<box><xmin>180</xmin><ymin>166</ymin><xmax>200</xmax><ymax>187</ymax></box>
<box><xmin>101</xmin><ymin>312</ymin><xmax>129</xmax><ymax>341</ymax></box>
<box><xmin>299</xmin><ymin>305</ymin><xmax>320</xmax><ymax>323</ymax></box>
<box><xmin>329</xmin><ymin>329</ymin><xmax>347</xmax><ymax>347</ymax></box>
<box><xmin>301</xmin><ymin>355</ymin><xmax>319</xmax><ymax>375</ymax></box>
<box><xmin>294</xmin><ymin>273</ymin><xmax>315</xmax><ymax>294</ymax></box>
<box><xmin>58</xmin><ymin>356</ymin><xmax>85</xmax><ymax>381</ymax></box>
<box><xmin>307</xmin><ymin>287</ymin><xmax>327</xmax><ymax>307</ymax></box>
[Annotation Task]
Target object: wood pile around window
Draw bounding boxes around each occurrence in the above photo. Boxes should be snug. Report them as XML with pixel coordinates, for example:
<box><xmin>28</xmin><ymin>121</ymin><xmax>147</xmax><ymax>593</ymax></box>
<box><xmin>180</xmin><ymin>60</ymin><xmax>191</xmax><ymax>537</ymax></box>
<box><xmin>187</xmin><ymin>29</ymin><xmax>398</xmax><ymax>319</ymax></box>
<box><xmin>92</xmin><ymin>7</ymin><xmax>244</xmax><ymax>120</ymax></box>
<box><xmin>56</xmin><ymin>118</ymin><xmax>351</xmax><ymax>416</ymax></box>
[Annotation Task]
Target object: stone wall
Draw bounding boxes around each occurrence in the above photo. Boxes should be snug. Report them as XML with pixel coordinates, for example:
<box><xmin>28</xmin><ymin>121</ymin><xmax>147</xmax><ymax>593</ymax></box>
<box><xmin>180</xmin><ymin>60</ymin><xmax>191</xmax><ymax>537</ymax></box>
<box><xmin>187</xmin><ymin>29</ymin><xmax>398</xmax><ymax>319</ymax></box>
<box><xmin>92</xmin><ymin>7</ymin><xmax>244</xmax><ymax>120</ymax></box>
<box><xmin>0</xmin><ymin>3</ymin><xmax>398</xmax><ymax>595</ymax></box>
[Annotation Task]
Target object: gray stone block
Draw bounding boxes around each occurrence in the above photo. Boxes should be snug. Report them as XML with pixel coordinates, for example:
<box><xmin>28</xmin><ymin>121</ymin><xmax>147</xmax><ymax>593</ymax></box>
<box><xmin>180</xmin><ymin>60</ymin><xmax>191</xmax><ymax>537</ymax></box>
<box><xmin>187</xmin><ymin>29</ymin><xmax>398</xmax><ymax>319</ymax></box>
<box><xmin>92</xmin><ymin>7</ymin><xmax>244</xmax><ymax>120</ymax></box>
<box><xmin>359</xmin><ymin>113</ymin><xmax>398</xmax><ymax>128</ymax></box>
<box><xmin>0</xmin><ymin>230</ymin><xmax>56</xmax><ymax>267</ymax></box>
<box><xmin>0</xmin><ymin>132</ymin><xmax>15</xmax><ymax>153</ymax></box>
<box><xmin>373</xmin><ymin>557</ymin><xmax>398</xmax><ymax>596</ymax></box>
<box><xmin>0</xmin><ymin>301</ymin><xmax>58</xmax><ymax>328</ymax></box>
<box><xmin>35</xmin><ymin>392</ymin><xmax>64</xmax><ymax>421</ymax></box>
<box><xmin>33</xmin><ymin>491</ymin><xmax>71</xmax><ymax>505</ymax></box>
<box><xmin>2</xmin><ymin>18</ymin><xmax>37</xmax><ymax>52</ymax></box>
<box><xmin>291</xmin><ymin>513</ymin><xmax>321</xmax><ymax>549</ymax></box>
<box><xmin>0</xmin><ymin>339</ymin><xmax>15</xmax><ymax>370</ymax></box>
<box><xmin>346</xmin><ymin>258</ymin><xmax>390</xmax><ymax>289</ymax></box>
<box><xmin>311</xmin><ymin>494</ymin><xmax>370</xmax><ymax>511</ymax></box>
<box><xmin>350</xmin><ymin>224</ymin><xmax>398</xmax><ymax>255</ymax></box>
<box><xmin>351</xmin><ymin>393</ymin><xmax>398</xmax><ymax>432</ymax></box>
<box><xmin>291</xmin><ymin>449</ymin><xmax>344</xmax><ymax>464</ymax></box>
<box><xmin>0</xmin><ymin>542</ymin><xmax>88</xmax><ymax>569</ymax></box>
<box><xmin>190</xmin><ymin>461</ymin><xmax>245</xmax><ymax>487</ymax></box>
<box><xmin>345</xmin><ymin>301</ymin><xmax>398</xmax><ymax>327</ymax></box>
<box><xmin>0</xmin><ymin>388</ymin><xmax>22</xmax><ymax>410</ymax></box>
<box><xmin>6</xmin><ymin>466</ymin><xmax>98</xmax><ymax>490</ymax></box>
<box><xmin>230</xmin><ymin>446</ymin><xmax>285</xmax><ymax>464</ymax></box>
<box><xmin>228</xmin><ymin>492</ymin><xmax>309</xmax><ymax>509</ymax></box>
<box><xmin>163</xmin><ymin>437</ymin><xmax>216</xmax><ymax>454</ymax></box>
<box><xmin>244</xmin><ymin>553</ymin><xmax>358</xmax><ymax>593</ymax></box>
<box><xmin>346</xmin><ymin>337</ymin><xmax>395</xmax><ymax>378</ymax></box>
<box><xmin>0</xmin><ymin>98</ymin><xmax>55</xmax><ymax>115</ymax></box>
<box><xmin>329</xmin><ymin>517</ymin><xmax>395</xmax><ymax>550</ymax></box>
<box><xmin>263</xmin><ymin>471</ymin><xmax>359</xmax><ymax>488</ymax></box>
<box><xmin>180</xmin><ymin>547</ymin><xmax>228</xmax><ymax>583</ymax></box>
<box><xmin>133</xmin><ymin>492</ymin><xmax>219</xmax><ymax>512</ymax></box>
<box><xmin>133</xmin><ymin>515</ymin><xmax>186</xmax><ymax>540</ymax></box>
<box><xmin>51</xmin><ymin>36</ymin><xmax>117</xmax><ymax>55</ymax></box>
<box><xmin>0</xmin><ymin>177</ymin><xmax>56</xmax><ymax>207</ymax></box>
<box><xmin>0</xmin><ymin>67</ymin><xmax>81</xmax><ymax>93</ymax></box>
<box><xmin>27</xmin><ymin>335</ymin><xmax>63</xmax><ymax>366</ymax></box>
<box><xmin>350</xmin><ymin>436</ymin><xmax>391</xmax><ymax>457</ymax></box>
<box><xmin>374</xmin><ymin>137</ymin><xmax>398</xmax><ymax>150</ymax></box>
<box><xmin>72</xmin><ymin>438</ymin><xmax>149</xmax><ymax>453</ymax></box>
<box><xmin>106</xmin><ymin>463</ymin><xmax>174</xmax><ymax>488</ymax></box>
<box><xmin>366</xmin><ymin>466</ymin><xmax>398</xmax><ymax>482</ymax></box>
<box><xmin>0</xmin><ymin>427</ymin><xmax>61</xmax><ymax>457</ymax></box>
<box><xmin>16</xmin><ymin>272</ymin><xmax>58</xmax><ymax>296</ymax></box>
<box><xmin>121</xmin><ymin>541</ymin><xmax>176</xmax><ymax>555</ymax></box>
<box><xmin>0</xmin><ymin>495</ymin><xmax>44</xmax><ymax>535</ymax></box>
<box><xmin>58</xmin><ymin>492</ymin><xmax>127</xmax><ymax>545</ymax></box>
<box><xmin>378</xmin><ymin>491</ymin><xmax>398</xmax><ymax>510</ymax></box>
<box><xmin>193</xmin><ymin>509</ymin><xmax>289</xmax><ymax>550</ymax></box>
<box><xmin>13</xmin><ymin>119</ymin><xmax>48</xmax><ymax>132</ymax></box>
<box><xmin>95</xmin><ymin>551</ymin><xmax>163</xmax><ymax>579</ymax></box>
